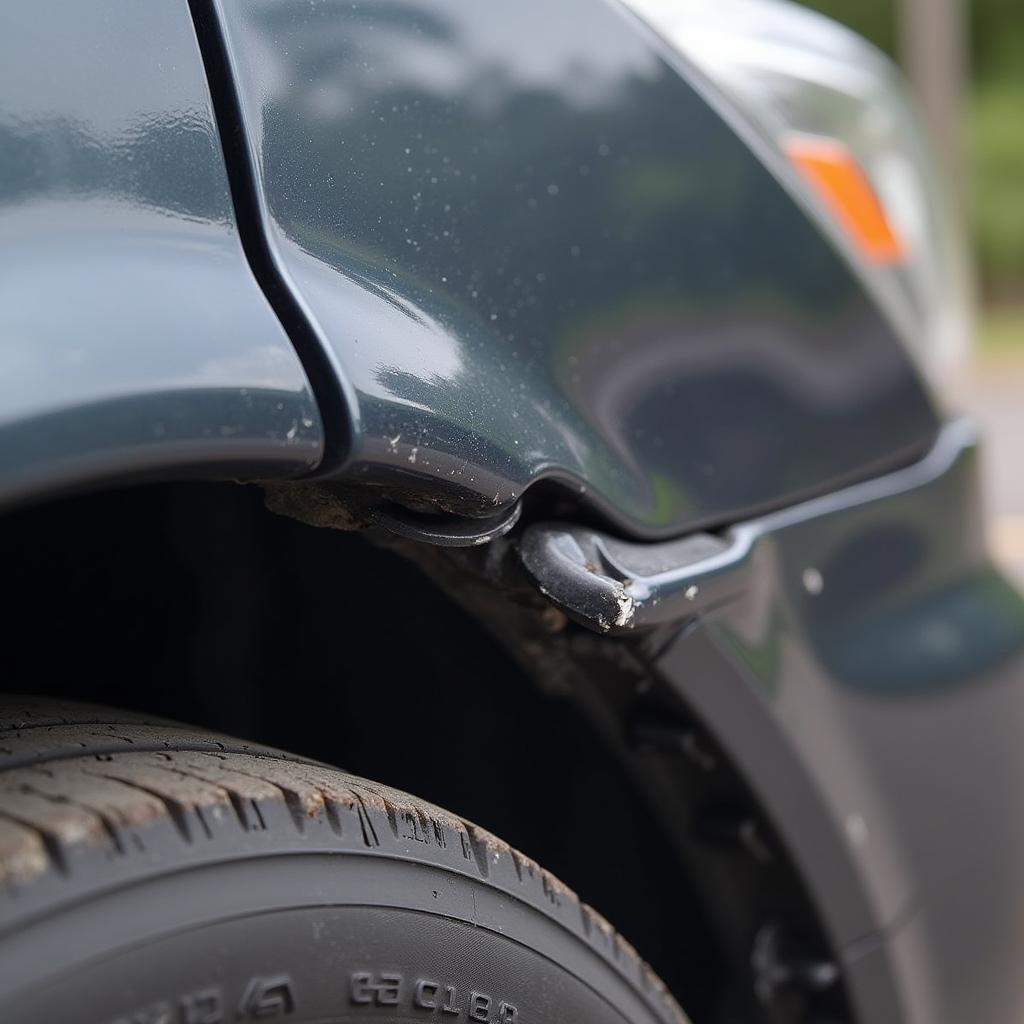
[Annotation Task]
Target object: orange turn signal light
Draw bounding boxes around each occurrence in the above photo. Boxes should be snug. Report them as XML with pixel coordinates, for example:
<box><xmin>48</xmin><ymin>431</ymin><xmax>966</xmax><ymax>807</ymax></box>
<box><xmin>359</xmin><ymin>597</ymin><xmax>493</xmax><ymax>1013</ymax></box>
<box><xmin>784</xmin><ymin>134</ymin><xmax>907</xmax><ymax>265</ymax></box>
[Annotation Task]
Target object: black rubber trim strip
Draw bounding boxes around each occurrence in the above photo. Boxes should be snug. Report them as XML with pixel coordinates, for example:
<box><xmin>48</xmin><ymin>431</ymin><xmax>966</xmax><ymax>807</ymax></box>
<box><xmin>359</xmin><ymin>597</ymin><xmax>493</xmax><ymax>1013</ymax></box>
<box><xmin>186</xmin><ymin>0</ymin><xmax>350</xmax><ymax>471</ymax></box>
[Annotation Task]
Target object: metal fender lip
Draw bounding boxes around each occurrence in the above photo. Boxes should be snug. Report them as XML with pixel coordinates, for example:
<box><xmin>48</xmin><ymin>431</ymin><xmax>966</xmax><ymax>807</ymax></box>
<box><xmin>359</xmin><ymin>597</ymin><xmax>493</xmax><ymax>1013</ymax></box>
<box><xmin>366</xmin><ymin>497</ymin><xmax>522</xmax><ymax>547</ymax></box>
<box><xmin>519</xmin><ymin>418</ymin><xmax>977</xmax><ymax>633</ymax></box>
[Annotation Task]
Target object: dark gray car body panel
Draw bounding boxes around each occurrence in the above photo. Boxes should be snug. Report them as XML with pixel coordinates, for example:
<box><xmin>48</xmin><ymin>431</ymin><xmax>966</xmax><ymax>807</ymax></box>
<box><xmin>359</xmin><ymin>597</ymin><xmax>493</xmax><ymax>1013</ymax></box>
<box><xmin>0</xmin><ymin>0</ymin><xmax>323</xmax><ymax>506</ymax></box>
<box><xmin>210</xmin><ymin>0</ymin><xmax>937</xmax><ymax>536</ymax></box>
<box><xmin>649</xmin><ymin>420</ymin><xmax>1024</xmax><ymax>1023</ymax></box>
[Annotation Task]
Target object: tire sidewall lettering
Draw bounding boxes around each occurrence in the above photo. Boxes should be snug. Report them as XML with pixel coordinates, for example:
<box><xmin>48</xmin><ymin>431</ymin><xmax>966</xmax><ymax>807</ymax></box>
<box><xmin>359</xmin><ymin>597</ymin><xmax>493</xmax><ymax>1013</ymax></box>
<box><xmin>350</xmin><ymin>971</ymin><xmax>517</xmax><ymax>1022</ymax></box>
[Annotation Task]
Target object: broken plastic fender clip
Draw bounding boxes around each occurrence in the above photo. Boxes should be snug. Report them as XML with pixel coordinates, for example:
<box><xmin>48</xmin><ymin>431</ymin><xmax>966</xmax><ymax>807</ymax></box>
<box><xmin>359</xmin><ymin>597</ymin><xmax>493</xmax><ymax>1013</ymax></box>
<box><xmin>518</xmin><ymin>421</ymin><xmax>980</xmax><ymax>634</ymax></box>
<box><xmin>518</xmin><ymin>522</ymin><xmax>757</xmax><ymax>634</ymax></box>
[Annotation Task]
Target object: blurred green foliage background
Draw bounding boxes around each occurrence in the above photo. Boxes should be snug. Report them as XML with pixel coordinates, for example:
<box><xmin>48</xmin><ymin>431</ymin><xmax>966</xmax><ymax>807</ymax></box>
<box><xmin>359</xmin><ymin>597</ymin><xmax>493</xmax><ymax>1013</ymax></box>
<box><xmin>801</xmin><ymin>0</ymin><xmax>1024</xmax><ymax>343</ymax></box>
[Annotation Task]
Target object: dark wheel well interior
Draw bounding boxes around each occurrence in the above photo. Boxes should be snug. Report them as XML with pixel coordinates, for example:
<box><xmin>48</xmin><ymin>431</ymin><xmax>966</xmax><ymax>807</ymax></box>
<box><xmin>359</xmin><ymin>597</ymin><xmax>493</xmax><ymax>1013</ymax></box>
<box><xmin>0</xmin><ymin>480</ymin><xmax>735</xmax><ymax>1021</ymax></box>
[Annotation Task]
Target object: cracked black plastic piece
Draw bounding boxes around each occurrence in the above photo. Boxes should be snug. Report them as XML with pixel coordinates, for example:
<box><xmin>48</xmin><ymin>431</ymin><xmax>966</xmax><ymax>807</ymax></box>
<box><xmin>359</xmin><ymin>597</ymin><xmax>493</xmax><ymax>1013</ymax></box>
<box><xmin>518</xmin><ymin>522</ymin><xmax>756</xmax><ymax>633</ymax></box>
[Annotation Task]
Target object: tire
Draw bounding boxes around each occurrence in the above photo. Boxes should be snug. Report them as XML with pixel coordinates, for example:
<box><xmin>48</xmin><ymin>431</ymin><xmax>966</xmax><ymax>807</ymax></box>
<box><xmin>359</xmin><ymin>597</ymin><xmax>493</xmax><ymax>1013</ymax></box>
<box><xmin>0</xmin><ymin>697</ymin><xmax>687</xmax><ymax>1024</ymax></box>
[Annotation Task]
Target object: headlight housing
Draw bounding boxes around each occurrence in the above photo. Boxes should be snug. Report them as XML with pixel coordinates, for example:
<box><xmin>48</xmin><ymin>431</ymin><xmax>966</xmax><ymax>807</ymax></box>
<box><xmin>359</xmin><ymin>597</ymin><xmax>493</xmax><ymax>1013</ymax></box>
<box><xmin>618</xmin><ymin>0</ymin><xmax>972</xmax><ymax>398</ymax></box>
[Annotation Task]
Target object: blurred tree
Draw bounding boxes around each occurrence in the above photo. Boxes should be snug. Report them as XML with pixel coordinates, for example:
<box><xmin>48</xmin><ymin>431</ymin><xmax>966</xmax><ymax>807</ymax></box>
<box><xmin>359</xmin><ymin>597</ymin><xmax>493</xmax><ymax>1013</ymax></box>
<box><xmin>796</xmin><ymin>1</ymin><xmax>897</xmax><ymax>55</ymax></box>
<box><xmin>970</xmin><ymin>0</ymin><xmax>1024</xmax><ymax>82</ymax></box>
<box><xmin>801</xmin><ymin>0</ymin><xmax>1024</xmax><ymax>78</ymax></box>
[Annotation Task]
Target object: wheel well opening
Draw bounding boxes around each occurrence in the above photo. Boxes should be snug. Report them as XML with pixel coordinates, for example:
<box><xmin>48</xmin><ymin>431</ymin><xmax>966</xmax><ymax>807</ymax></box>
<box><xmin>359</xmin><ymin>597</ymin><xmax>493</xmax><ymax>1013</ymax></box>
<box><xmin>0</xmin><ymin>480</ymin><xmax>733</xmax><ymax>1021</ymax></box>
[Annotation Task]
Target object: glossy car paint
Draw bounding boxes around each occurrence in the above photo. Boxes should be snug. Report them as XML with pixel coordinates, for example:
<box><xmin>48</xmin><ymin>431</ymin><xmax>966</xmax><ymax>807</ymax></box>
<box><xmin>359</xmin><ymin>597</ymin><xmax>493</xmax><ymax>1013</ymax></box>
<box><xmin>0</xmin><ymin>0</ymin><xmax>323</xmax><ymax>507</ymax></box>
<box><xmin>643</xmin><ymin>419</ymin><xmax>1024</xmax><ymax>1022</ymax></box>
<box><xmin>208</xmin><ymin>0</ymin><xmax>938</xmax><ymax>536</ymax></box>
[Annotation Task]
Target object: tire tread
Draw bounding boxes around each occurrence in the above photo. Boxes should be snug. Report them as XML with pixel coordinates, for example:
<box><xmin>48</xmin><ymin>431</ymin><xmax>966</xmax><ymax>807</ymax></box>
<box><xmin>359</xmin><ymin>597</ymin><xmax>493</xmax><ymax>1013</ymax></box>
<box><xmin>0</xmin><ymin>696</ymin><xmax>685</xmax><ymax>1024</ymax></box>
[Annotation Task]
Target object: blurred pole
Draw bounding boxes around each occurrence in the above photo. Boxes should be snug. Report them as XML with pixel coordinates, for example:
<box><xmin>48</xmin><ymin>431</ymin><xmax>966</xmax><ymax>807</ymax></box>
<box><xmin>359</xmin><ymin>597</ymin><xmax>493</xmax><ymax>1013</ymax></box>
<box><xmin>900</xmin><ymin>0</ymin><xmax>975</xmax><ymax>366</ymax></box>
<box><xmin>898</xmin><ymin>0</ymin><xmax>969</xmax><ymax>219</ymax></box>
